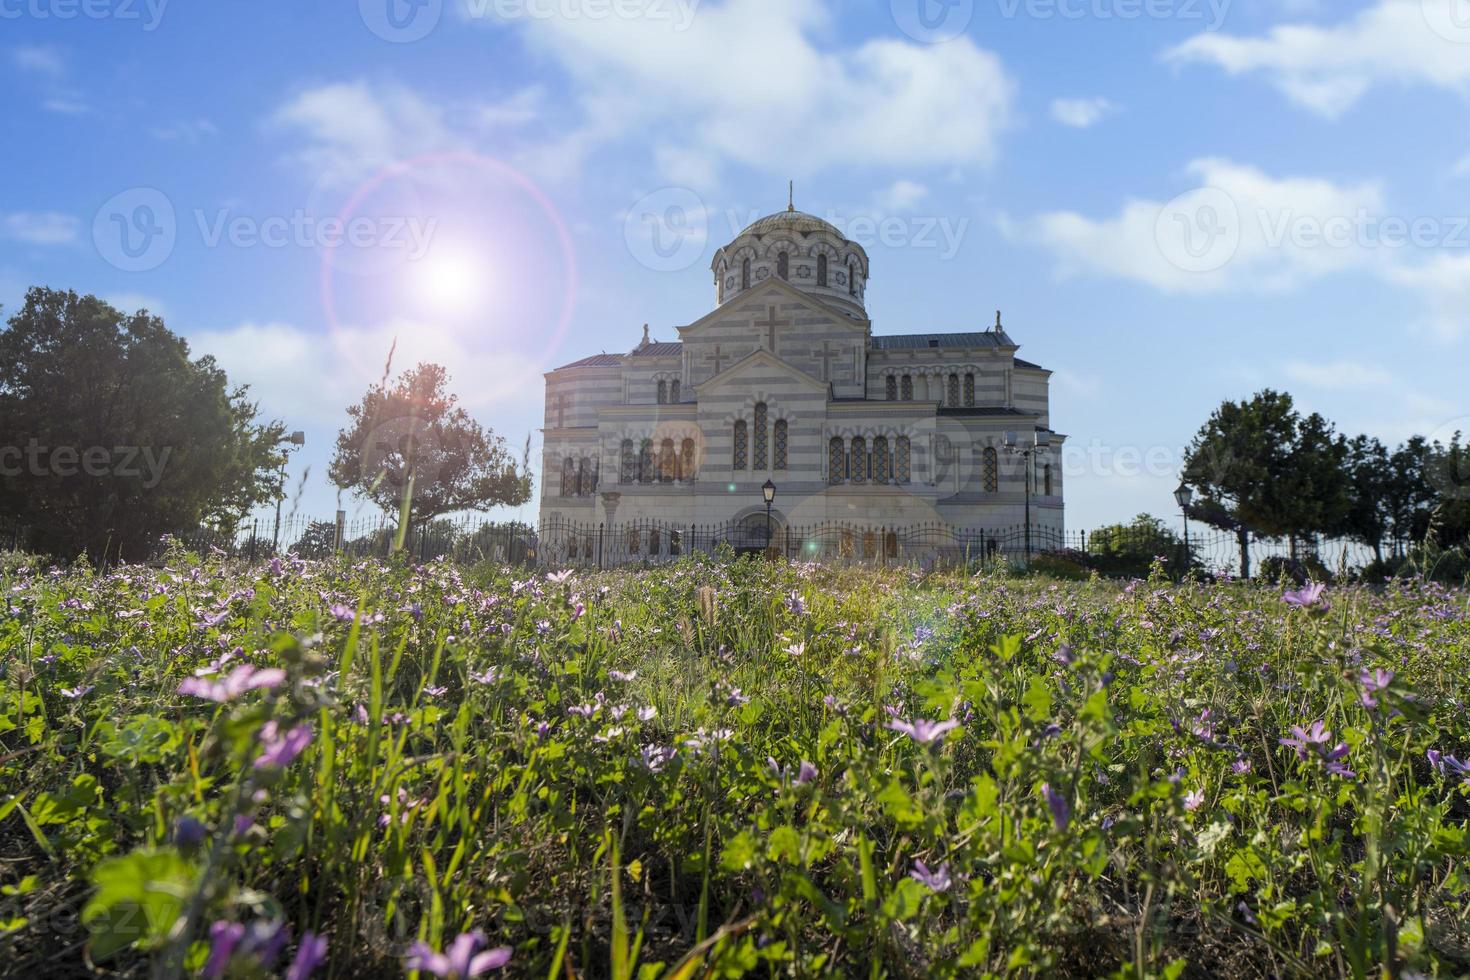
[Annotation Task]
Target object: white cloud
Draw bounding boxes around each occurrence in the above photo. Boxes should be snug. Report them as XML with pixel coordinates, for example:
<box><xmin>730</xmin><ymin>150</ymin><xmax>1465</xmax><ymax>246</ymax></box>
<box><xmin>482</xmin><ymin>0</ymin><xmax>1014</xmax><ymax>175</ymax></box>
<box><xmin>1049</xmin><ymin>96</ymin><xmax>1116</xmax><ymax>128</ymax></box>
<box><xmin>1165</xmin><ymin>0</ymin><xmax>1470</xmax><ymax>118</ymax></box>
<box><xmin>1283</xmin><ymin>359</ymin><xmax>1397</xmax><ymax>389</ymax></box>
<box><xmin>11</xmin><ymin>45</ymin><xmax>65</xmax><ymax>77</ymax></box>
<box><xmin>1452</xmin><ymin>153</ymin><xmax>1470</xmax><ymax>178</ymax></box>
<box><xmin>874</xmin><ymin>179</ymin><xmax>929</xmax><ymax>211</ymax></box>
<box><xmin>1385</xmin><ymin>253</ymin><xmax>1470</xmax><ymax>341</ymax></box>
<box><xmin>475</xmin><ymin>85</ymin><xmax>545</xmax><ymax>128</ymax></box>
<box><xmin>654</xmin><ymin>143</ymin><xmax>721</xmax><ymax>190</ymax></box>
<box><xmin>1026</xmin><ymin>157</ymin><xmax>1385</xmax><ymax>293</ymax></box>
<box><xmin>3</xmin><ymin>211</ymin><xmax>79</xmax><ymax>245</ymax></box>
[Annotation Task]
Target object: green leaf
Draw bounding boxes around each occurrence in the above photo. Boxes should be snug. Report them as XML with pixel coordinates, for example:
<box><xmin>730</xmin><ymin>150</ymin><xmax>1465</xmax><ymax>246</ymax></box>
<box><xmin>720</xmin><ymin>831</ymin><xmax>758</xmax><ymax>873</ymax></box>
<box><xmin>1022</xmin><ymin>677</ymin><xmax>1052</xmax><ymax>723</ymax></box>
<box><xmin>83</xmin><ymin>848</ymin><xmax>197</xmax><ymax>959</ymax></box>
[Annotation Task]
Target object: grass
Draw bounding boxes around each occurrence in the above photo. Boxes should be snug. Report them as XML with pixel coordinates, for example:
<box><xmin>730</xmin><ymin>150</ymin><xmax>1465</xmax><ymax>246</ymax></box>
<box><xmin>1</xmin><ymin>546</ymin><xmax>1468</xmax><ymax>978</ymax></box>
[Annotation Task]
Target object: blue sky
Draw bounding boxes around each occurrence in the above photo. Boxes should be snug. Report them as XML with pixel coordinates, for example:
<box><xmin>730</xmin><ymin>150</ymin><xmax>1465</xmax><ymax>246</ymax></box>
<box><xmin>3</xmin><ymin>0</ymin><xmax>1468</xmax><ymax>532</ymax></box>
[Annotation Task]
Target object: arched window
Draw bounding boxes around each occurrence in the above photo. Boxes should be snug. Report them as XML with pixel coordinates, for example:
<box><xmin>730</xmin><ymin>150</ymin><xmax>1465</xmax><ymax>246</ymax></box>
<box><xmin>753</xmin><ymin>402</ymin><xmax>768</xmax><ymax>469</ymax></box>
<box><xmin>848</xmin><ymin>261</ymin><xmax>857</xmax><ymax>295</ymax></box>
<box><xmin>656</xmin><ymin>379</ymin><xmax>667</xmax><ymax>405</ymax></box>
<box><xmin>983</xmin><ymin>447</ymin><xmax>999</xmax><ymax>493</ymax></box>
<box><xmin>874</xmin><ymin>436</ymin><xmax>890</xmax><ymax>484</ymax></box>
<box><xmin>680</xmin><ymin>438</ymin><xmax>696</xmax><ymax>481</ymax></box>
<box><xmin>588</xmin><ymin>456</ymin><xmax>599</xmax><ymax>494</ymax></box>
<box><xmin>885</xmin><ymin>375</ymin><xmax>897</xmax><ymax>401</ymax></box>
<box><xmin>577</xmin><ymin>457</ymin><xmax>589</xmax><ymax>496</ymax></box>
<box><xmin>947</xmin><ymin>374</ymin><xmax>960</xmax><ymax>407</ymax></box>
<box><xmin>669</xmin><ymin>378</ymin><xmax>680</xmax><ymax>402</ymax></box>
<box><xmin>850</xmin><ymin>436</ymin><xmax>867</xmax><ymax>484</ymax></box>
<box><xmin>561</xmin><ymin>457</ymin><xmax>575</xmax><ymax>496</ymax></box>
<box><xmin>741</xmin><ymin>258</ymin><xmax>751</xmax><ymax>290</ymax></box>
<box><xmin>733</xmin><ymin>420</ymin><xmax>747</xmax><ymax>469</ymax></box>
<box><xmin>896</xmin><ymin>436</ymin><xmax>911</xmax><ymax>484</ymax></box>
<box><xmin>659</xmin><ymin>438</ymin><xmax>676</xmax><ymax>483</ymax></box>
<box><xmin>620</xmin><ymin>440</ymin><xmax>635</xmax><ymax>483</ymax></box>
<box><xmin>774</xmin><ymin>419</ymin><xmax>788</xmax><ymax>470</ymax></box>
<box><xmin>964</xmin><ymin>373</ymin><xmax>975</xmax><ymax>407</ymax></box>
<box><xmin>828</xmin><ymin>437</ymin><xmax>846</xmax><ymax>484</ymax></box>
<box><xmin>817</xmin><ymin>254</ymin><xmax>828</xmax><ymax>287</ymax></box>
<box><xmin>777</xmin><ymin>252</ymin><xmax>789</xmax><ymax>280</ymax></box>
<box><xmin>639</xmin><ymin>439</ymin><xmax>654</xmax><ymax>484</ymax></box>
<box><xmin>1044</xmin><ymin>463</ymin><xmax>1053</xmax><ymax>496</ymax></box>
<box><xmin>717</xmin><ymin>265</ymin><xmax>725</xmax><ymax>302</ymax></box>
<box><xmin>901</xmin><ymin>375</ymin><xmax>913</xmax><ymax>400</ymax></box>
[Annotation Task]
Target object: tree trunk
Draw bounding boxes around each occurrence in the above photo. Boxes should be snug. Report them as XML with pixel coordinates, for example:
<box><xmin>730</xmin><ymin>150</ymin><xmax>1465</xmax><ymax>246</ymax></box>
<box><xmin>1237</xmin><ymin>529</ymin><xmax>1251</xmax><ymax>579</ymax></box>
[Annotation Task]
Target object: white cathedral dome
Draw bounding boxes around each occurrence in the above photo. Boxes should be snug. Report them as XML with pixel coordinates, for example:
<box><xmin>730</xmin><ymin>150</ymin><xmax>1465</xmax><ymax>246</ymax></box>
<box><xmin>710</xmin><ymin>204</ymin><xmax>870</xmax><ymax>319</ymax></box>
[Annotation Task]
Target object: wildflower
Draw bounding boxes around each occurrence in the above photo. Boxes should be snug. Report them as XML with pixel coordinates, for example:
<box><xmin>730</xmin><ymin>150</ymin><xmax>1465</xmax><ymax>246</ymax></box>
<box><xmin>468</xmin><ymin>668</ymin><xmax>500</xmax><ymax>684</ymax></box>
<box><xmin>1041</xmin><ymin>783</ymin><xmax>1071</xmax><ymax>831</ymax></box>
<box><xmin>353</xmin><ymin>703</ymin><xmax>370</xmax><ymax>724</ymax></box>
<box><xmin>1358</xmin><ymin>668</ymin><xmax>1394</xmax><ymax>709</ymax></box>
<box><xmin>886</xmin><ymin>717</ymin><xmax>961</xmax><ymax>745</ymax></box>
<box><xmin>1279</xmin><ymin>720</ymin><xmax>1333</xmax><ymax>761</ymax></box>
<box><xmin>172</xmin><ymin>815</ymin><xmax>208</xmax><ymax>847</ymax></box>
<box><xmin>636</xmin><ymin>705</ymin><xmax>657</xmax><ymax>722</ymax></box>
<box><xmin>640</xmin><ymin>744</ymin><xmax>676</xmax><ymax>772</ymax></box>
<box><xmin>204</xmin><ymin>921</ymin><xmax>245</xmax><ymax>979</ymax></box>
<box><xmin>180</xmin><ymin>664</ymin><xmax>286</xmax><ymax>702</ymax></box>
<box><xmin>424</xmin><ymin>685</ymin><xmax>448</xmax><ymax>698</ymax></box>
<box><xmin>784</xmin><ymin>591</ymin><xmax>806</xmax><ymax>616</ymax></box>
<box><xmin>783</xmin><ymin>641</ymin><xmax>806</xmax><ymax>657</ymax></box>
<box><xmin>571</xmin><ymin>602</ymin><xmax>586</xmax><ymax>622</ymax></box>
<box><xmin>546</xmin><ymin>569</ymin><xmax>573</xmax><ymax>584</ymax></box>
<box><xmin>1231</xmin><ymin>758</ymin><xmax>1253</xmax><ymax>775</ymax></box>
<box><xmin>328</xmin><ymin>604</ymin><xmax>355</xmax><ymax>622</ymax></box>
<box><xmin>1323</xmin><ymin>744</ymin><xmax>1357</xmax><ymax>780</ymax></box>
<box><xmin>1282</xmin><ymin>583</ymin><xmax>1328</xmax><ymax>610</ymax></box>
<box><xmin>404</xmin><ymin>930</ymin><xmax>512</xmax><ymax>977</ymax></box>
<box><xmin>908</xmin><ymin>860</ymin><xmax>952</xmax><ymax>893</ymax></box>
<box><xmin>1052</xmin><ymin>644</ymin><xmax>1074</xmax><ymax>666</ymax></box>
<box><xmin>286</xmin><ymin>932</ymin><xmax>328</xmax><ymax>980</ymax></box>
<box><xmin>822</xmin><ymin>695</ymin><xmax>847</xmax><ymax>715</ymax></box>
<box><xmin>1428</xmin><ymin>750</ymin><xmax>1470</xmax><ymax>780</ymax></box>
<box><xmin>254</xmin><ymin>721</ymin><xmax>314</xmax><ymax>769</ymax></box>
<box><xmin>724</xmin><ymin>688</ymin><xmax>750</xmax><ymax>708</ymax></box>
<box><xmin>60</xmin><ymin>685</ymin><xmax>94</xmax><ymax>699</ymax></box>
<box><xmin>795</xmin><ymin>761</ymin><xmax>818</xmax><ymax>785</ymax></box>
<box><xmin>609</xmin><ymin>669</ymin><xmax>637</xmax><ymax>682</ymax></box>
<box><xmin>1183</xmin><ymin>789</ymin><xmax>1205</xmax><ymax>811</ymax></box>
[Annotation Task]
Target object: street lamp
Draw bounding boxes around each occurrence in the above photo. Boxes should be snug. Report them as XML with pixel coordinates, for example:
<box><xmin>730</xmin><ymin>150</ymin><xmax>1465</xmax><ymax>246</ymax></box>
<box><xmin>761</xmin><ymin>479</ymin><xmax>776</xmax><ymax>555</ymax></box>
<box><xmin>1174</xmin><ymin>480</ymin><xmax>1193</xmax><ymax>571</ymax></box>
<box><xmin>272</xmin><ymin>430</ymin><xmax>306</xmax><ymax>552</ymax></box>
<box><xmin>1004</xmin><ymin>430</ymin><xmax>1051</xmax><ymax>561</ymax></box>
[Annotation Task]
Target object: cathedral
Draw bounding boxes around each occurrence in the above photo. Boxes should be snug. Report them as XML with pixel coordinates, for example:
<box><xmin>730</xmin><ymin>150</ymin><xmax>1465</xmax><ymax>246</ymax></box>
<box><xmin>540</xmin><ymin>203</ymin><xmax>1064</xmax><ymax>551</ymax></box>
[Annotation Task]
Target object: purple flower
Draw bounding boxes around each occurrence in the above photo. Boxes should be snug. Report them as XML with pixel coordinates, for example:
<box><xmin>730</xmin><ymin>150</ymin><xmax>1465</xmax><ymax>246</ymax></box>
<box><xmin>546</xmin><ymin>569</ymin><xmax>573</xmax><ymax>584</ymax></box>
<box><xmin>286</xmin><ymin>932</ymin><xmax>328</xmax><ymax>980</ymax></box>
<box><xmin>1183</xmin><ymin>789</ymin><xmax>1205</xmax><ymax>812</ymax></box>
<box><xmin>468</xmin><ymin>668</ymin><xmax>500</xmax><ymax>684</ymax></box>
<box><xmin>405</xmin><ymin>931</ymin><xmax>512</xmax><ymax>977</ymax></box>
<box><xmin>1323</xmin><ymin>744</ymin><xmax>1357</xmax><ymax>780</ymax></box>
<box><xmin>1282</xmin><ymin>583</ymin><xmax>1328</xmax><ymax>610</ymax></box>
<box><xmin>179</xmin><ymin>664</ymin><xmax>286</xmax><ymax>703</ymax></box>
<box><xmin>908</xmin><ymin>859</ymin><xmax>952</xmax><ymax>893</ymax></box>
<box><xmin>795</xmin><ymin>761</ymin><xmax>818</xmax><ymax>785</ymax></box>
<box><xmin>253</xmin><ymin>721</ymin><xmax>314</xmax><ymax>769</ymax></box>
<box><xmin>60</xmin><ymin>685</ymin><xmax>94</xmax><ymax>699</ymax></box>
<box><xmin>204</xmin><ymin>921</ymin><xmax>245</xmax><ymax>979</ymax></box>
<box><xmin>172</xmin><ymin>814</ymin><xmax>208</xmax><ymax>846</ymax></box>
<box><xmin>609</xmin><ymin>669</ymin><xmax>637</xmax><ymax>682</ymax></box>
<box><xmin>1358</xmin><ymin>668</ymin><xmax>1393</xmax><ymax>709</ymax></box>
<box><xmin>1279</xmin><ymin>720</ymin><xmax>1333</xmax><ymax>761</ymax></box>
<box><xmin>1041</xmin><ymin>783</ymin><xmax>1070</xmax><ymax>831</ymax></box>
<box><xmin>1231</xmin><ymin>758</ymin><xmax>1253</xmax><ymax>775</ymax></box>
<box><xmin>328</xmin><ymin>603</ymin><xmax>355</xmax><ymax>622</ymax></box>
<box><xmin>424</xmin><ymin>685</ymin><xmax>448</xmax><ymax>698</ymax></box>
<box><xmin>1428</xmin><ymin>751</ymin><xmax>1470</xmax><ymax>780</ymax></box>
<box><xmin>886</xmin><ymin>717</ymin><xmax>961</xmax><ymax>745</ymax></box>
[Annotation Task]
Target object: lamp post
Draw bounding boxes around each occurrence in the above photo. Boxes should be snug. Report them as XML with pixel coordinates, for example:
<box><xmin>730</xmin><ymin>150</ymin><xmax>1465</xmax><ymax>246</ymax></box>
<box><xmin>1004</xmin><ymin>429</ymin><xmax>1051</xmax><ymax>561</ymax></box>
<box><xmin>761</xmin><ymin>479</ymin><xmax>776</xmax><ymax>555</ymax></box>
<box><xmin>1174</xmin><ymin>480</ymin><xmax>1193</xmax><ymax>572</ymax></box>
<box><xmin>272</xmin><ymin>430</ymin><xmax>306</xmax><ymax>552</ymax></box>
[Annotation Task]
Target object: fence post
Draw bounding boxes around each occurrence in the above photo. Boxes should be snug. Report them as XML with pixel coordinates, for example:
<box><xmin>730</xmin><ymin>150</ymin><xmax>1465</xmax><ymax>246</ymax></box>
<box><xmin>248</xmin><ymin>519</ymin><xmax>257</xmax><ymax>561</ymax></box>
<box><xmin>598</xmin><ymin>524</ymin><xmax>605</xmax><ymax>570</ymax></box>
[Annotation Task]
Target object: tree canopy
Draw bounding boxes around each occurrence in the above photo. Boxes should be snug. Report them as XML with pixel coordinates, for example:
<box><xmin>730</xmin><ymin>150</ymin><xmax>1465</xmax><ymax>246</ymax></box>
<box><xmin>0</xmin><ymin>287</ymin><xmax>285</xmax><ymax>561</ymax></box>
<box><xmin>329</xmin><ymin>362</ymin><xmax>531</xmax><ymax>534</ymax></box>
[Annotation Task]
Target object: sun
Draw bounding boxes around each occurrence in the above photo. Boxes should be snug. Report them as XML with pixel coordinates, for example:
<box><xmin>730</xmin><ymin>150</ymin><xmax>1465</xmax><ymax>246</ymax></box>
<box><xmin>411</xmin><ymin>242</ymin><xmax>490</xmax><ymax>320</ymax></box>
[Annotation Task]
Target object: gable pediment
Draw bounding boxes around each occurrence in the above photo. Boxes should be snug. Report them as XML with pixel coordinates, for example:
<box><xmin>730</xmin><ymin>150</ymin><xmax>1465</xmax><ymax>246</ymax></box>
<box><xmin>677</xmin><ymin>278</ymin><xmax>869</xmax><ymax>340</ymax></box>
<box><xmin>693</xmin><ymin>348</ymin><xmax>829</xmax><ymax>395</ymax></box>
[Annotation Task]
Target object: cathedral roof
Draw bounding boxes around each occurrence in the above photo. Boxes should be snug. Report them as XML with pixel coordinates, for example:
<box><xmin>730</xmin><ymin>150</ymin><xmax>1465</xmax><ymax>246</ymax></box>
<box><xmin>554</xmin><ymin>352</ymin><xmax>625</xmax><ymax>369</ymax></box>
<box><xmin>737</xmin><ymin>209</ymin><xmax>844</xmax><ymax>240</ymax></box>
<box><xmin>631</xmin><ymin>341</ymin><xmax>683</xmax><ymax>357</ymax></box>
<box><xmin>870</xmin><ymin>330</ymin><xmax>1017</xmax><ymax>350</ymax></box>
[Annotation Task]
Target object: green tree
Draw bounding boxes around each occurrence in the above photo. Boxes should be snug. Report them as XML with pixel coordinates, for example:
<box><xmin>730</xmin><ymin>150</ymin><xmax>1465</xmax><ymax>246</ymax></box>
<box><xmin>1342</xmin><ymin>435</ymin><xmax>1393</xmax><ymax>562</ymax></box>
<box><xmin>291</xmin><ymin>520</ymin><xmax>339</xmax><ymax>559</ymax></box>
<box><xmin>1086</xmin><ymin>513</ymin><xmax>1190</xmax><ymax>577</ymax></box>
<box><xmin>1384</xmin><ymin>437</ymin><xmax>1437</xmax><ymax>555</ymax></box>
<box><xmin>1181</xmin><ymin>389</ymin><xmax>1301</xmax><ymax>578</ymax></box>
<box><xmin>0</xmin><ymin>288</ymin><xmax>284</xmax><ymax>562</ymax></box>
<box><xmin>1279</xmin><ymin>411</ymin><xmax>1350</xmax><ymax>558</ymax></box>
<box><xmin>329</xmin><ymin>362</ymin><xmax>531</xmax><ymax>543</ymax></box>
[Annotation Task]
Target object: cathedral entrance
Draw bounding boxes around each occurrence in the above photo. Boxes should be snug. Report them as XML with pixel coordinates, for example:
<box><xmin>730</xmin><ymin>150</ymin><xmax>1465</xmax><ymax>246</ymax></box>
<box><xmin>730</xmin><ymin>510</ymin><xmax>785</xmax><ymax>556</ymax></box>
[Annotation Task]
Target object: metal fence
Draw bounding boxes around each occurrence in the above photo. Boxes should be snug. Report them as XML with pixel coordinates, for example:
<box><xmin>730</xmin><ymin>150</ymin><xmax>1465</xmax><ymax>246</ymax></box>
<box><xmin>2</xmin><ymin>512</ymin><xmax>1386</xmax><ymax>578</ymax></box>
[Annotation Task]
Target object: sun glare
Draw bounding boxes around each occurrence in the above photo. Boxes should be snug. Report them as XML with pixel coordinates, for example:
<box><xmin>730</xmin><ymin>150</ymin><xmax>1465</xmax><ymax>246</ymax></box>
<box><xmin>412</xmin><ymin>242</ymin><xmax>489</xmax><ymax>319</ymax></box>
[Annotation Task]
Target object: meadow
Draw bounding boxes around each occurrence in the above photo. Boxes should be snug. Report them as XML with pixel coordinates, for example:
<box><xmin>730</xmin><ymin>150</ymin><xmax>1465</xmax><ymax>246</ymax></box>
<box><xmin>1</xmin><ymin>547</ymin><xmax>1467</xmax><ymax>979</ymax></box>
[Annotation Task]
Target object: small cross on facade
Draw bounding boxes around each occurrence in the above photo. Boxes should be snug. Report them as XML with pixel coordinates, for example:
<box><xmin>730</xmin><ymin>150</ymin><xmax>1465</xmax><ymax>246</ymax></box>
<box><xmin>753</xmin><ymin>304</ymin><xmax>792</xmax><ymax>352</ymax></box>
<box><xmin>703</xmin><ymin>343</ymin><xmax>729</xmax><ymax>377</ymax></box>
